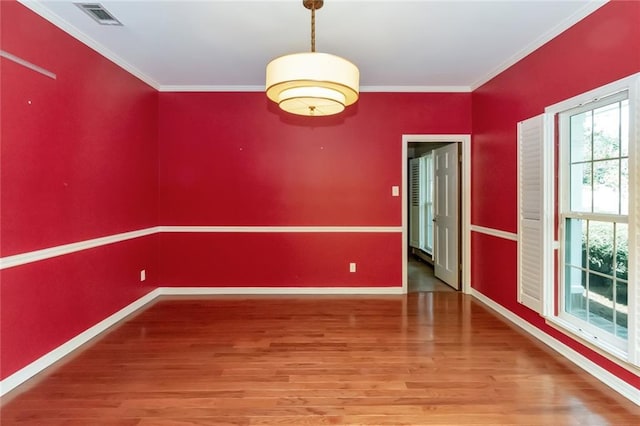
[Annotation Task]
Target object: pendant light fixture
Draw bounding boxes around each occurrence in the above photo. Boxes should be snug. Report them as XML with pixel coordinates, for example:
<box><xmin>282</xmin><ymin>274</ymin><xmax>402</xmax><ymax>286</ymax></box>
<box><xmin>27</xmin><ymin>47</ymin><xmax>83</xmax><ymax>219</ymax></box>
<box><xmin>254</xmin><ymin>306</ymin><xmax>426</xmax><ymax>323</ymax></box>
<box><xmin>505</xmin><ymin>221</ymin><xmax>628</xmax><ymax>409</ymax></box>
<box><xmin>265</xmin><ymin>0</ymin><xmax>359</xmax><ymax>116</ymax></box>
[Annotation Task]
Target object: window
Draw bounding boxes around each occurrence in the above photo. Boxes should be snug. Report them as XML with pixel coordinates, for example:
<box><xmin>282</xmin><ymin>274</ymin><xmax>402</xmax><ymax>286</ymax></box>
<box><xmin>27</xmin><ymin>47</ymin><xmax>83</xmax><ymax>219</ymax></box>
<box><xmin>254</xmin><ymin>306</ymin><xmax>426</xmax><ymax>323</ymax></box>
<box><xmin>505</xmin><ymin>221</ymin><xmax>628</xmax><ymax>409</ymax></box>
<box><xmin>424</xmin><ymin>153</ymin><xmax>434</xmax><ymax>254</ymax></box>
<box><xmin>559</xmin><ymin>93</ymin><xmax>629</xmax><ymax>351</ymax></box>
<box><xmin>409</xmin><ymin>154</ymin><xmax>435</xmax><ymax>255</ymax></box>
<box><xmin>542</xmin><ymin>73</ymin><xmax>639</xmax><ymax>366</ymax></box>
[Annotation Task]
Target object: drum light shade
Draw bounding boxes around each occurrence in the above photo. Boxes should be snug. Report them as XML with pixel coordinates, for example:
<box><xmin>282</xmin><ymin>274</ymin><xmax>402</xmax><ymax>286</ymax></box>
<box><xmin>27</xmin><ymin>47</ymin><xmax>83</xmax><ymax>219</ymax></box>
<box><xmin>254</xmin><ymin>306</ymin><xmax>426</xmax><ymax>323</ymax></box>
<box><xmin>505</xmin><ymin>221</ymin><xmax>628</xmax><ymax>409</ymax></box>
<box><xmin>266</xmin><ymin>52</ymin><xmax>359</xmax><ymax>116</ymax></box>
<box><xmin>265</xmin><ymin>0</ymin><xmax>360</xmax><ymax>117</ymax></box>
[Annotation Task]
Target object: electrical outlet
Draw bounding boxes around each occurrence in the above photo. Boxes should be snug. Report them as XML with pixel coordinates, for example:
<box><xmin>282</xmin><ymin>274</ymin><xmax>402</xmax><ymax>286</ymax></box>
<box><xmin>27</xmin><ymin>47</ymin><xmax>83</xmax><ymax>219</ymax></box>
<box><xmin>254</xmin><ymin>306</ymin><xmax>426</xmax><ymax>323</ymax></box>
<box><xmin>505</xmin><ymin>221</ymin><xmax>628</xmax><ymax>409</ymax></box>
<box><xmin>349</xmin><ymin>263</ymin><xmax>357</xmax><ymax>273</ymax></box>
<box><xmin>140</xmin><ymin>269</ymin><xmax>146</xmax><ymax>282</ymax></box>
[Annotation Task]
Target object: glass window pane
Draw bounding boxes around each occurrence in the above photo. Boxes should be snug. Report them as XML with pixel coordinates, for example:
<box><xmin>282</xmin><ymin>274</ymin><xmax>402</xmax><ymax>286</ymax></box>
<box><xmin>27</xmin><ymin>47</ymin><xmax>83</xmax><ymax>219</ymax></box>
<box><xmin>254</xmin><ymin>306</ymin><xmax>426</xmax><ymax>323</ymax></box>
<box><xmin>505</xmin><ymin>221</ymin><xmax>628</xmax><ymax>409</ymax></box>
<box><xmin>615</xmin><ymin>279</ymin><xmax>628</xmax><ymax>308</ymax></box>
<box><xmin>564</xmin><ymin>218</ymin><xmax>586</xmax><ymax>268</ymax></box>
<box><xmin>615</xmin><ymin>314</ymin><xmax>628</xmax><ymax>339</ymax></box>
<box><xmin>621</xmin><ymin>159</ymin><xmax>628</xmax><ymax>215</ymax></box>
<box><xmin>613</xmin><ymin>222</ymin><xmax>628</xmax><ymax>340</ymax></box>
<box><xmin>570</xmin><ymin>163</ymin><xmax>591</xmax><ymax>212</ymax></box>
<box><xmin>592</xmin><ymin>160</ymin><xmax>619</xmax><ymax>214</ymax></box>
<box><xmin>588</xmin><ymin>221</ymin><xmax>614</xmax><ymax>277</ymax></box>
<box><xmin>615</xmin><ymin>223</ymin><xmax>628</xmax><ymax>281</ymax></box>
<box><xmin>570</xmin><ymin>111</ymin><xmax>592</xmax><ymax>163</ymax></box>
<box><xmin>621</xmin><ymin>100</ymin><xmax>629</xmax><ymax>157</ymax></box>
<box><xmin>614</xmin><ymin>279</ymin><xmax>628</xmax><ymax>339</ymax></box>
<box><xmin>593</xmin><ymin>102</ymin><xmax>620</xmax><ymax>160</ymax></box>
<box><xmin>565</xmin><ymin>265</ymin><xmax>586</xmax><ymax>320</ymax></box>
<box><xmin>587</xmin><ymin>274</ymin><xmax>613</xmax><ymax>330</ymax></box>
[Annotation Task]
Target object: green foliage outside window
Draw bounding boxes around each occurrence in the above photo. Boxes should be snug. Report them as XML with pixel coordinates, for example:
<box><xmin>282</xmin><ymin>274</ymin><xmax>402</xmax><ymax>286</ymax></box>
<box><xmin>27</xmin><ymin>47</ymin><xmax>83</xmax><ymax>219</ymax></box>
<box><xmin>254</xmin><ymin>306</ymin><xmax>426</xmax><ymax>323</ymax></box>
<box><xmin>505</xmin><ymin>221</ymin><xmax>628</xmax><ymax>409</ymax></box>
<box><xmin>582</xmin><ymin>225</ymin><xmax>628</xmax><ymax>305</ymax></box>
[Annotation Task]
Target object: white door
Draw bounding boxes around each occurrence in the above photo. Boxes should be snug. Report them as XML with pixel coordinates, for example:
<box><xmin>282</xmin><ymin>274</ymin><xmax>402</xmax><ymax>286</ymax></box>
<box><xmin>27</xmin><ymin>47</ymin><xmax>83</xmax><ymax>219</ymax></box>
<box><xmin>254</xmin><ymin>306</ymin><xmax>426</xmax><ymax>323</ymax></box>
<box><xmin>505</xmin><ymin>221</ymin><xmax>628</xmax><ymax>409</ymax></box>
<box><xmin>433</xmin><ymin>143</ymin><xmax>460</xmax><ymax>289</ymax></box>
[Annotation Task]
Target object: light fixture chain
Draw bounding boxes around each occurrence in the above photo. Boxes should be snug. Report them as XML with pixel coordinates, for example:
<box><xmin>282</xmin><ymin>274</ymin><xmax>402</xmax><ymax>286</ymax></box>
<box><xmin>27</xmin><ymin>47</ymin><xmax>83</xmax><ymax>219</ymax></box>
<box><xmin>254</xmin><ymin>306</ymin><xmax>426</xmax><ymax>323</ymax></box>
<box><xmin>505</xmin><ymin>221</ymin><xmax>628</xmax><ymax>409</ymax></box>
<box><xmin>311</xmin><ymin>2</ymin><xmax>316</xmax><ymax>52</ymax></box>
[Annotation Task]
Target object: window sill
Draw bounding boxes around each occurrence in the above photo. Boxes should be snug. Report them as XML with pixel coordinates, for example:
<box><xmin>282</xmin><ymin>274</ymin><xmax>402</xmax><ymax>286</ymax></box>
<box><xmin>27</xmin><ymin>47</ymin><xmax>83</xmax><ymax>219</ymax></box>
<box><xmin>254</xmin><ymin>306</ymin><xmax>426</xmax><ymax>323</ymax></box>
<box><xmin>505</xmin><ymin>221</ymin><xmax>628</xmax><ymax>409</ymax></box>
<box><xmin>545</xmin><ymin>316</ymin><xmax>639</xmax><ymax>373</ymax></box>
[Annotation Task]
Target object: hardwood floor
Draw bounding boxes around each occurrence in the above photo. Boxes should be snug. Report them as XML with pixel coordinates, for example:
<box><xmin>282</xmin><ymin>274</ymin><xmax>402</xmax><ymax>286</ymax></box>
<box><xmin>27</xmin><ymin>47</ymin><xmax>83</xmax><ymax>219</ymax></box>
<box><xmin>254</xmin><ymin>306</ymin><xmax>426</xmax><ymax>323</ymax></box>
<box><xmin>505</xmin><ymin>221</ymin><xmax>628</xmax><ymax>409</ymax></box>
<box><xmin>407</xmin><ymin>256</ymin><xmax>456</xmax><ymax>293</ymax></box>
<box><xmin>2</xmin><ymin>294</ymin><xmax>639</xmax><ymax>425</ymax></box>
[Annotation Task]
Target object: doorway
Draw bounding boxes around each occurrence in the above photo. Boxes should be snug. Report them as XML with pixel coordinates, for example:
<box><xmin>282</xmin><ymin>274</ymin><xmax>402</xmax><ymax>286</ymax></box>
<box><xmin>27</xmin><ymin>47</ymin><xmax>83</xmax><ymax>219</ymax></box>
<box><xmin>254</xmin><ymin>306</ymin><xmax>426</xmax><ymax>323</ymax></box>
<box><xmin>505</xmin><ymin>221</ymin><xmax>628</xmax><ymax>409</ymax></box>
<box><xmin>401</xmin><ymin>135</ymin><xmax>471</xmax><ymax>294</ymax></box>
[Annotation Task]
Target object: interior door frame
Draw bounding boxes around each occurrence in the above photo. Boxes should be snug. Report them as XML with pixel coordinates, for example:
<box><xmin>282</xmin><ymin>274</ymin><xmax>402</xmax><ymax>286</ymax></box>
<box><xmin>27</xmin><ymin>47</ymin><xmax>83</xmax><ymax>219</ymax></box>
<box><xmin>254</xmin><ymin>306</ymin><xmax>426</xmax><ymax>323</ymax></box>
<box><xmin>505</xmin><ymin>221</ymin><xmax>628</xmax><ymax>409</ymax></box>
<box><xmin>401</xmin><ymin>134</ymin><xmax>471</xmax><ymax>294</ymax></box>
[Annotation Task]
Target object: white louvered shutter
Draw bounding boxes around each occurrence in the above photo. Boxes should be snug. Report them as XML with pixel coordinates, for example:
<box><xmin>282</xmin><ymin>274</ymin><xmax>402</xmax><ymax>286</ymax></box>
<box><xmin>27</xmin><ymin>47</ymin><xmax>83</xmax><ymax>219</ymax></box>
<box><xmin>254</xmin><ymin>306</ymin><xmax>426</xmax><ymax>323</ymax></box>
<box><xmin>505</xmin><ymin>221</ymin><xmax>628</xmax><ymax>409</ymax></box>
<box><xmin>409</xmin><ymin>158</ymin><xmax>421</xmax><ymax>248</ymax></box>
<box><xmin>518</xmin><ymin>115</ymin><xmax>545</xmax><ymax>313</ymax></box>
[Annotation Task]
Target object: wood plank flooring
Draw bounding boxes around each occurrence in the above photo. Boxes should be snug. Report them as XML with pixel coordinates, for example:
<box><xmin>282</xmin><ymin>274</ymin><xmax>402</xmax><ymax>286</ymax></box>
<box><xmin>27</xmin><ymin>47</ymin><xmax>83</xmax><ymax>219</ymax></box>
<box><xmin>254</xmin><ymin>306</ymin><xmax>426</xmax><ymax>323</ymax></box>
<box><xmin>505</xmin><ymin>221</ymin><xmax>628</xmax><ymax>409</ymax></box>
<box><xmin>407</xmin><ymin>256</ymin><xmax>456</xmax><ymax>293</ymax></box>
<box><xmin>2</xmin><ymin>293</ymin><xmax>639</xmax><ymax>425</ymax></box>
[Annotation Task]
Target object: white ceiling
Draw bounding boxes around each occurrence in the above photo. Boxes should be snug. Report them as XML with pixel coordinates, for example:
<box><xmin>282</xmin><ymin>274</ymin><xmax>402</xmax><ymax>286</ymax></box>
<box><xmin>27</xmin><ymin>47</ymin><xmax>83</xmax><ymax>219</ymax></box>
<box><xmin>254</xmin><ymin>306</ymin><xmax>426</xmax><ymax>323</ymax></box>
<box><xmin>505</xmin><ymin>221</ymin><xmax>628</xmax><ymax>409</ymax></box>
<box><xmin>19</xmin><ymin>0</ymin><xmax>607</xmax><ymax>91</ymax></box>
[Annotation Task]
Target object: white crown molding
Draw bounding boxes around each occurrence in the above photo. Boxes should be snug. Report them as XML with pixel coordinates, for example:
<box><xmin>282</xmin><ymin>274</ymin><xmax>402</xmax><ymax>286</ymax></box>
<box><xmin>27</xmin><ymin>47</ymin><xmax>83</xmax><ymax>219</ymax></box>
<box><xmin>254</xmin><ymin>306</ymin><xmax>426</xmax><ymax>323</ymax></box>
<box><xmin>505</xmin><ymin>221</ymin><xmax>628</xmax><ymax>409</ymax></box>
<box><xmin>0</xmin><ymin>289</ymin><xmax>161</xmax><ymax>396</ymax></box>
<box><xmin>17</xmin><ymin>0</ymin><xmax>160</xmax><ymax>90</ymax></box>
<box><xmin>470</xmin><ymin>225</ymin><xmax>518</xmax><ymax>241</ymax></box>
<box><xmin>158</xmin><ymin>85</ymin><xmax>265</xmax><ymax>93</ymax></box>
<box><xmin>471</xmin><ymin>289</ymin><xmax>640</xmax><ymax>406</ymax></box>
<box><xmin>158</xmin><ymin>85</ymin><xmax>472</xmax><ymax>93</ymax></box>
<box><xmin>359</xmin><ymin>85</ymin><xmax>471</xmax><ymax>93</ymax></box>
<box><xmin>470</xmin><ymin>0</ymin><xmax>608</xmax><ymax>91</ymax></box>
<box><xmin>0</xmin><ymin>227</ymin><xmax>160</xmax><ymax>270</ymax></box>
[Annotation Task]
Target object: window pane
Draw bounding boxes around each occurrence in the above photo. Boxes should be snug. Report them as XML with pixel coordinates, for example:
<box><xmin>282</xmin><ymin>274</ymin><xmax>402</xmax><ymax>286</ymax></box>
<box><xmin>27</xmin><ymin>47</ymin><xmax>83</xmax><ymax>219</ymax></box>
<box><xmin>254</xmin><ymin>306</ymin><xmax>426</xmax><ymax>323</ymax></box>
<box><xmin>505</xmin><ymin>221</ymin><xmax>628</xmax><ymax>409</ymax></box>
<box><xmin>592</xmin><ymin>160</ymin><xmax>619</xmax><ymax>214</ymax></box>
<box><xmin>593</xmin><ymin>102</ymin><xmax>620</xmax><ymax>160</ymax></box>
<box><xmin>587</xmin><ymin>274</ymin><xmax>614</xmax><ymax>330</ymax></box>
<box><xmin>570</xmin><ymin>163</ymin><xmax>592</xmax><ymax>212</ymax></box>
<box><xmin>621</xmin><ymin>100</ymin><xmax>629</xmax><ymax>157</ymax></box>
<box><xmin>570</xmin><ymin>110</ymin><xmax>592</xmax><ymax>163</ymax></box>
<box><xmin>616</xmin><ymin>223</ymin><xmax>628</xmax><ymax>281</ymax></box>
<box><xmin>614</xmin><ymin>279</ymin><xmax>628</xmax><ymax>339</ymax></box>
<box><xmin>564</xmin><ymin>218</ymin><xmax>586</xmax><ymax>268</ymax></box>
<box><xmin>565</xmin><ymin>265</ymin><xmax>587</xmax><ymax>320</ymax></box>
<box><xmin>588</xmin><ymin>221</ymin><xmax>614</xmax><ymax>277</ymax></box>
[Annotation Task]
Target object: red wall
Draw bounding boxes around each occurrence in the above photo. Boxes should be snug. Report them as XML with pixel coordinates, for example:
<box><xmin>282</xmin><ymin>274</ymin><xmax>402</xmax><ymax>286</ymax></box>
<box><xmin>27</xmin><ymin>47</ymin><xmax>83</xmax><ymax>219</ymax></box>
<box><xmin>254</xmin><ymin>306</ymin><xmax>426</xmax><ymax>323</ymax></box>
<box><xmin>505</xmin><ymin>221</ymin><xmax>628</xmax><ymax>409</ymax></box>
<box><xmin>0</xmin><ymin>1</ymin><xmax>158</xmax><ymax>379</ymax></box>
<box><xmin>471</xmin><ymin>0</ymin><xmax>640</xmax><ymax>388</ymax></box>
<box><xmin>4</xmin><ymin>0</ymin><xmax>637</xmax><ymax>394</ymax></box>
<box><xmin>159</xmin><ymin>92</ymin><xmax>471</xmax><ymax>226</ymax></box>
<box><xmin>159</xmin><ymin>233</ymin><xmax>401</xmax><ymax>287</ymax></box>
<box><xmin>158</xmin><ymin>92</ymin><xmax>471</xmax><ymax>287</ymax></box>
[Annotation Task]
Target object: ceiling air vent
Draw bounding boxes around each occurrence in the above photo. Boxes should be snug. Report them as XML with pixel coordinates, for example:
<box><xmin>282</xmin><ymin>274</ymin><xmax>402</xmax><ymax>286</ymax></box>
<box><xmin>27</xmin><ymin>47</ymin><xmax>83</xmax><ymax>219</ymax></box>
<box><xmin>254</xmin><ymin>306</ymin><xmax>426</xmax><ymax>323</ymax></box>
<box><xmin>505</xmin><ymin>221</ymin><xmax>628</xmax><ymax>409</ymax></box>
<box><xmin>75</xmin><ymin>3</ymin><xmax>122</xmax><ymax>26</ymax></box>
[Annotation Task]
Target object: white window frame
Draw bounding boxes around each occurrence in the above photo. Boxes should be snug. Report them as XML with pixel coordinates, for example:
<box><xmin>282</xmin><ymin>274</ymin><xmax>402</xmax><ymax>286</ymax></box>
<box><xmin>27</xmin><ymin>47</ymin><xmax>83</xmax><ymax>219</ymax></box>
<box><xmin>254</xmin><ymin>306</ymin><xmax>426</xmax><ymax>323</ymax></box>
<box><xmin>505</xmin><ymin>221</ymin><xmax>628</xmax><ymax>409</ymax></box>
<box><xmin>544</xmin><ymin>73</ymin><xmax>640</xmax><ymax>367</ymax></box>
<box><xmin>558</xmin><ymin>92</ymin><xmax>629</xmax><ymax>353</ymax></box>
<box><xmin>409</xmin><ymin>153</ymin><xmax>435</xmax><ymax>256</ymax></box>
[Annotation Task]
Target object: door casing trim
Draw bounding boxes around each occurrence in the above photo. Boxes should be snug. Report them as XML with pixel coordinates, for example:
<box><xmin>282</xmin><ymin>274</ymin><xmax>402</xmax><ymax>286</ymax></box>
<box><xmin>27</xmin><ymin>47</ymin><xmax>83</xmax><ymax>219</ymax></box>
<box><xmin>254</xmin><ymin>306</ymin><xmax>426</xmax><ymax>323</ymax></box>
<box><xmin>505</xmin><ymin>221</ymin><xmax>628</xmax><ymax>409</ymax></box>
<box><xmin>401</xmin><ymin>134</ymin><xmax>471</xmax><ymax>294</ymax></box>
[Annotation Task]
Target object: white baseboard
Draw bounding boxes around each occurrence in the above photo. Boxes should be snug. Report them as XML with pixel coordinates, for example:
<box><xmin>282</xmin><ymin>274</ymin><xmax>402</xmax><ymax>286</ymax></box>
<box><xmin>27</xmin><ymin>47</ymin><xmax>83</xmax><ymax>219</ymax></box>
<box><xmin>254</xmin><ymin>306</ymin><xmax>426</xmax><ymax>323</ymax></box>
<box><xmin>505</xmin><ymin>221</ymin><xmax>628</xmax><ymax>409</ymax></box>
<box><xmin>158</xmin><ymin>286</ymin><xmax>405</xmax><ymax>295</ymax></box>
<box><xmin>0</xmin><ymin>289</ymin><xmax>161</xmax><ymax>396</ymax></box>
<box><xmin>471</xmin><ymin>289</ymin><xmax>640</xmax><ymax>405</ymax></box>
